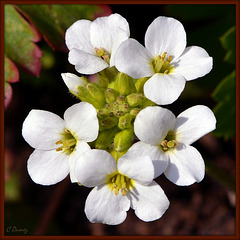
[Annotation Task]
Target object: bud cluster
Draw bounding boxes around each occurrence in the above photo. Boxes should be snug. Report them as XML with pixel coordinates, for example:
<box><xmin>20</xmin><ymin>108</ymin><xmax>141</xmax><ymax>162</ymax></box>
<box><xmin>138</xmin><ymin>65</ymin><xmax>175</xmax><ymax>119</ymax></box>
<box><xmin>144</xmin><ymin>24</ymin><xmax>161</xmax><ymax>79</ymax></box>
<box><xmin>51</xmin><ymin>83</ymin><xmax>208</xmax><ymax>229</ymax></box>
<box><xmin>73</xmin><ymin>69</ymin><xmax>155</xmax><ymax>155</ymax></box>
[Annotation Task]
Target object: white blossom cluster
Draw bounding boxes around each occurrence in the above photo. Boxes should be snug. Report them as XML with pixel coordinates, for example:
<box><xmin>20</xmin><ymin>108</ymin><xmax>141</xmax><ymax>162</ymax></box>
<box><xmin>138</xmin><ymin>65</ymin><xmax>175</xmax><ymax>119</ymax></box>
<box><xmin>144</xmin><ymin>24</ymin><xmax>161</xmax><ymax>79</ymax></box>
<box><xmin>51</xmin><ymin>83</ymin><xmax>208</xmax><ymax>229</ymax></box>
<box><xmin>22</xmin><ymin>14</ymin><xmax>216</xmax><ymax>225</ymax></box>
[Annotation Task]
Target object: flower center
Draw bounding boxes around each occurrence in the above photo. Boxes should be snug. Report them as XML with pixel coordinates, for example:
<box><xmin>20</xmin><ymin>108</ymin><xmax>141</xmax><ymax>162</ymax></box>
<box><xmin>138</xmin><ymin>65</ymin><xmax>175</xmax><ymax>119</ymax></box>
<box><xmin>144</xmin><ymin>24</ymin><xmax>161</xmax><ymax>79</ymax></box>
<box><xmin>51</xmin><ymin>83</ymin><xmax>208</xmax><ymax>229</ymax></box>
<box><xmin>55</xmin><ymin>129</ymin><xmax>77</xmax><ymax>154</ymax></box>
<box><xmin>152</xmin><ymin>52</ymin><xmax>173</xmax><ymax>74</ymax></box>
<box><xmin>95</xmin><ymin>47</ymin><xmax>110</xmax><ymax>64</ymax></box>
<box><xmin>160</xmin><ymin>130</ymin><xmax>178</xmax><ymax>151</ymax></box>
<box><xmin>107</xmin><ymin>173</ymin><xmax>134</xmax><ymax>196</ymax></box>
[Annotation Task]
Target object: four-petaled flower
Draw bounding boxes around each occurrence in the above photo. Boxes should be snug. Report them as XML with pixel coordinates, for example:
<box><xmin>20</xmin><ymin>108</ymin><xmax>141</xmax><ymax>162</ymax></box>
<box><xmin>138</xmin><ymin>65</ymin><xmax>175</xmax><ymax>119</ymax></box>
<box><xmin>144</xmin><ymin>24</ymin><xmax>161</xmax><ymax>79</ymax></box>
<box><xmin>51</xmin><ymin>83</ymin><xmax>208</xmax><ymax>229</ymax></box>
<box><xmin>74</xmin><ymin>149</ymin><xmax>170</xmax><ymax>225</ymax></box>
<box><xmin>66</xmin><ymin>13</ymin><xmax>130</xmax><ymax>75</ymax></box>
<box><xmin>115</xmin><ymin>16</ymin><xmax>213</xmax><ymax>105</ymax></box>
<box><xmin>130</xmin><ymin>105</ymin><xmax>216</xmax><ymax>185</ymax></box>
<box><xmin>22</xmin><ymin>102</ymin><xmax>99</xmax><ymax>185</ymax></box>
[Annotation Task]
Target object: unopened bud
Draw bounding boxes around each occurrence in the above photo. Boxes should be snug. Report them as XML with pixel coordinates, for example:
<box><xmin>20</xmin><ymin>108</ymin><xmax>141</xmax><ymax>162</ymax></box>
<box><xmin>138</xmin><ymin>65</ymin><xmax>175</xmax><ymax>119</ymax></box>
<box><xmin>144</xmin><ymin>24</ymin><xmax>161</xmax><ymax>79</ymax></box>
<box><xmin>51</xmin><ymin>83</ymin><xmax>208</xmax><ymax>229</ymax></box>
<box><xmin>105</xmin><ymin>88</ymin><xmax>117</xmax><ymax>103</ymax></box>
<box><xmin>99</xmin><ymin>116</ymin><xmax>118</xmax><ymax>131</ymax></box>
<box><xmin>130</xmin><ymin>108</ymin><xmax>141</xmax><ymax>117</ymax></box>
<box><xmin>86</xmin><ymin>83</ymin><xmax>105</xmax><ymax>108</ymax></box>
<box><xmin>118</xmin><ymin>113</ymin><xmax>133</xmax><ymax>130</ymax></box>
<box><xmin>126</xmin><ymin>93</ymin><xmax>144</xmax><ymax>107</ymax></box>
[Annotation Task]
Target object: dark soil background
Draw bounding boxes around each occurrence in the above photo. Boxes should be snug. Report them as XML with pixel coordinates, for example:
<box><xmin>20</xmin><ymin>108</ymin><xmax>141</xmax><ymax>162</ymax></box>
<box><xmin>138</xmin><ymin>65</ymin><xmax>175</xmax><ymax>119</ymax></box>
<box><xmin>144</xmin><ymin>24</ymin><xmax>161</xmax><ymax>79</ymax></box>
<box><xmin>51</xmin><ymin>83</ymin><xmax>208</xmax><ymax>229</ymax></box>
<box><xmin>4</xmin><ymin>4</ymin><xmax>237</xmax><ymax>237</ymax></box>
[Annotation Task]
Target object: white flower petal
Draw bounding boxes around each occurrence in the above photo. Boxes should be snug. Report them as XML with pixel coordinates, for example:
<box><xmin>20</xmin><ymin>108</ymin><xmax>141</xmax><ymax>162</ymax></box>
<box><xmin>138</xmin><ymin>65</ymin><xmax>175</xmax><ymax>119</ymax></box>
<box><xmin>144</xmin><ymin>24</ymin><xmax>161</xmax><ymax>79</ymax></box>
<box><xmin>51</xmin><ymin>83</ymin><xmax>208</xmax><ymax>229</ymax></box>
<box><xmin>74</xmin><ymin>150</ymin><xmax>117</xmax><ymax>187</ymax></box>
<box><xmin>85</xmin><ymin>184</ymin><xmax>130</xmax><ymax>225</ymax></box>
<box><xmin>115</xmin><ymin>38</ymin><xmax>154</xmax><ymax>79</ymax></box>
<box><xmin>145</xmin><ymin>16</ymin><xmax>186</xmax><ymax>61</ymax></box>
<box><xmin>134</xmin><ymin>106</ymin><xmax>176</xmax><ymax>146</ymax></box>
<box><xmin>173</xmin><ymin>46</ymin><xmax>213</xmax><ymax>81</ymax></box>
<box><xmin>22</xmin><ymin>110</ymin><xmax>65</xmax><ymax>150</ymax></box>
<box><xmin>128</xmin><ymin>141</ymin><xmax>169</xmax><ymax>178</ymax></box>
<box><xmin>110</xmin><ymin>28</ymin><xmax>130</xmax><ymax>67</ymax></box>
<box><xmin>65</xmin><ymin>19</ymin><xmax>95</xmax><ymax>54</ymax></box>
<box><xmin>27</xmin><ymin>149</ymin><xmax>69</xmax><ymax>185</ymax></box>
<box><xmin>68</xmin><ymin>141</ymin><xmax>91</xmax><ymax>183</ymax></box>
<box><xmin>164</xmin><ymin>144</ymin><xmax>205</xmax><ymax>186</ymax></box>
<box><xmin>174</xmin><ymin>105</ymin><xmax>216</xmax><ymax>145</ymax></box>
<box><xmin>61</xmin><ymin>73</ymin><xmax>88</xmax><ymax>96</ymax></box>
<box><xmin>64</xmin><ymin>102</ymin><xmax>99</xmax><ymax>142</ymax></box>
<box><xmin>130</xmin><ymin>181</ymin><xmax>170</xmax><ymax>222</ymax></box>
<box><xmin>68</xmin><ymin>48</ymin><xmax>108</xmax><ymax>75</ymax></box>
<box><xmin>90</xmin><ymin>13</ymin><xmax>130</xmax><ymax>54</ymax></box>
<box><xmin>118</xmin><ymin>150</ymin><xmax>154</xmax><ymax>185</ymax></box>
<box><xmin>144</xmin><ymin>73</ymin><xmax>186</xmax><ymax>105</ymax></box>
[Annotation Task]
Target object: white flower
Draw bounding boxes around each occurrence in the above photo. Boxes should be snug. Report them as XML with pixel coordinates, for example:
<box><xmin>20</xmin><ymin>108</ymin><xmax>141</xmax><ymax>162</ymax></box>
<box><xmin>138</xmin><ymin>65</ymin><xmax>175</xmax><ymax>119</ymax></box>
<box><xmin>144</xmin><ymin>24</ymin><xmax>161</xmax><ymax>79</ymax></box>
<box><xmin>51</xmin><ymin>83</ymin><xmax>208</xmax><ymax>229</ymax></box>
<box><xmin>115</xmin><ymin>16</ymin><xmax>213</xmax><ymax>105</ymax></box>
<box><xmin>130</xmin><ymin>105</ymin><xmax>216</xmax><ymax>186</ymax></box>
<box><xmin>74</xmin><ymin>149</ymin><xmax>169</xmax><ymax>225</ymax></box>
<box><xmin>65</xmin><ymin>13</ymin><xmax>130</xmax><ymax>75</ymax></box>
<box><xmin>22</xmin><ymin>102</ymin><xmax>99</xmax><ymax>185</ymax></box>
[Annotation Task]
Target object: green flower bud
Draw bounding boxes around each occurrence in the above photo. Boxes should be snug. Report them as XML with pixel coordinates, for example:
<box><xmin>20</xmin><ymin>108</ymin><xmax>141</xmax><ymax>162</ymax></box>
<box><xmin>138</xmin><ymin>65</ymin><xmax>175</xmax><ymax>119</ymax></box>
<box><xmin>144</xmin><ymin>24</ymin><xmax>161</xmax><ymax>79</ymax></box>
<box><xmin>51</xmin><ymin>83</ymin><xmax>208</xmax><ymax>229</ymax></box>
<box><xmin>105</xmin><ymin>88</ymin><xmax>117</xmax><ymax>103</ymax></box>
<box><xmin>126</xmin><ymin>93</ymin><xmax>144</xmax><ymax>107</ymax></box>
<box><xmin>118</xmin><ymin>113</ymin><xmax>133</xmax><ymax>130</ymax></box>
<box><xmin>95</xmin><ymin>127</ymin><xmax>119</xmax><ymax>150</ymax></box>
<box><xmin>99</xmin><ymin>116</ymin><xmax>118</xmax><ymax>131</ymax></box>
<box><xmin>130</xmin><ymin>108</ymin><xmax>141</xmax><ymax>117</ymax></box>
<box><xmin>114</xmin><ymin>72</ymin><xmax>137</xmax><ymax>95</ymax></box>
<box><xmin>114</xmin><ymin>126</ymin><xmax>134</xmax><ymax>152</ymax></box>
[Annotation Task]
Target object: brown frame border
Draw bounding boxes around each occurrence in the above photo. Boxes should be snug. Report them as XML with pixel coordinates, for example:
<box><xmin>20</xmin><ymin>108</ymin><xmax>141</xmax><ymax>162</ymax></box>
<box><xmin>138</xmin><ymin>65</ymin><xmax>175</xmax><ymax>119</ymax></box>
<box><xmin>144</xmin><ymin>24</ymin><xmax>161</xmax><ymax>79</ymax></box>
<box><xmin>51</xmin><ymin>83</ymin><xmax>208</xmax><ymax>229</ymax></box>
<box><xmin>1</xmin><ymin>0</ymin><xmax>239</xmax><ymax>239</ymax></box>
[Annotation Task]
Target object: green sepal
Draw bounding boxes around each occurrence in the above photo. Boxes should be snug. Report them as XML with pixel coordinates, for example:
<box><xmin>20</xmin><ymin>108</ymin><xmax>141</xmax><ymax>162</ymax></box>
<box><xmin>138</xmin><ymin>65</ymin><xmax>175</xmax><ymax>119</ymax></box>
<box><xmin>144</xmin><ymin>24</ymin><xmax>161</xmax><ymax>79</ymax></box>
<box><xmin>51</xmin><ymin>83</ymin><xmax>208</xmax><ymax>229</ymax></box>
<box><xmin>95</xmin><ymin>127</ymin><xmax>120</xmax><ymax>150</ymax></box>
<box><xmin>77</xmin><ymin>83</ymin><xmax>105</xmax><ymax>109</ymax></box>
<box><xmin>135</xmin><ymin>77</ymin><xmax>149</xmax><ymax>93</ymax></box>
<box><xmin>114</xmin><ymin>72</ymin><xmax>137</xmax><ymax>95</ymax></box>
<box><xmin>98</xmin><ymin>67</ymin><xmax>118</xmax><ymax>87</ymax></box>
<box><xmin>114</xmin><ymin>126</ymin><xmax>134</xmax><ymax>152</ymax></box>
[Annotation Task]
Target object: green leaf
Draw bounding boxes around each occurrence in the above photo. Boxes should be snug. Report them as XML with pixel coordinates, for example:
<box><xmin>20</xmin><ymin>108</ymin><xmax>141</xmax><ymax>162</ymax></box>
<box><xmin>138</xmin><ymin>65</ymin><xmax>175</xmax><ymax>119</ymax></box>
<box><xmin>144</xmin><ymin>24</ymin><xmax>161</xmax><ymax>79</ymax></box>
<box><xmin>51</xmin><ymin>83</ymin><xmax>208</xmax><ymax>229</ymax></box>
<box><xmin>17</xmin><ymin>4</ymin><xmax>111</xmax><ymax>51</ymax></box>
<box><xmin>220</xmin><ymin>26</ymin><xmax>236</xmax><ymax>65</ymax></box>
<box><xmin>212</xmin><ymin>71</ymin><xmax>235</xmax><ymax>140</ymax></box>
<box><xmin>4</xmin><ymin>56</ymin><xmax>19</xmax><ymax>108</ymax></box>
<box><xmin>4</xmin><ymin>5</ymin><xmax>42</xmax><ymax>76</ymax></box>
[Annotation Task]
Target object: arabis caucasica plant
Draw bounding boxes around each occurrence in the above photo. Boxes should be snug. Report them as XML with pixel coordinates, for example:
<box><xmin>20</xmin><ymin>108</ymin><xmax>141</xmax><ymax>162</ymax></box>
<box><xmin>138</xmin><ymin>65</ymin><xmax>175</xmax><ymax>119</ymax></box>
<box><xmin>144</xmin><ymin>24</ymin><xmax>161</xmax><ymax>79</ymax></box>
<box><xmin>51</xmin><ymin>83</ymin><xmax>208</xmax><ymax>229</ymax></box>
<box><xmin>23</xmin><ymin>13</ymin><xmax>216</xmax><ymax>225</ymax></box>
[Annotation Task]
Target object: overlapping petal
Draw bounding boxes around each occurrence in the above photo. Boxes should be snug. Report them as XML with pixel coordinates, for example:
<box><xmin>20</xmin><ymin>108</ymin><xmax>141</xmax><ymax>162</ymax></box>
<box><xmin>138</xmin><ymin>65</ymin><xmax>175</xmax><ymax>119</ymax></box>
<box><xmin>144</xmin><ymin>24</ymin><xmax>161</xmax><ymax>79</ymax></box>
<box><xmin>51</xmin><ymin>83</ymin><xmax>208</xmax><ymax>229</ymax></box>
<box><xmin>85</xmin><ymin>184</ymin><xmax>130</xmax><ymax>225</ymax></box>
<box><xmin>64</xmin><ymin>102</ymin><xmax>99</xmax><ymax>142</ymax></box>
<box><xmin>173</xmin><ymin>46</ymin><xmax>213</xmax><ymax>81</ymax></box>
<box><xmin>130</xmin><ymin>181</ymin><xmax>170</xmax><ymax>222</ymax></box>
<box><xmin>74</xmin><ymin>149</ymin><xmax>117</xmax><ymax>187</ymax></box>
<box><xmin>145</xmin><ymin>16</ymin><xmax>186</xmax><ymax>61</ymax></box>
<box><xmin>118</xmin><ymin>150</ymin><xmax>154</xmax><ymax>185</ymax></box>
<box><xmin>143</xmin><ymin>73</ymin><xmax>186</xmax><ymax>105</ymax></box>
<box><xmin>65</xmin><ymin>19</ymin><xmax>95</xmax><ymax>54</ymax></box>
<box><xmin>90</xmin><ymin>13</ymin><xmax>130</xmax><ymax>56</ymax></box>
<box><xmin>114</xmin><ymin>38</ymin><xmax>153</xmax><ymax>79</ymax></box>
<box><xmin>27</xmin><ymin>149</ymin><xmax>69</xmax><ymax>185</ymax></box>
<box><xmin>68</xmin><ymin>140</ymin><xmax>91</xmax><ymax>183</ymax></box>
<box><xmin>174</xmin><ymin>105</ymin><xmax>216</xmax><ymax>145</ymax></box>
<box><xmin>68</xmin><ymin>48</ymin><xmax>108</xmax><ymax>75</ymax></box>
<box><xmin>128</xmin><ymin>141</ymin><xmax>169</xmax><ymax>178</ymax></box>
<box><xmin>134</xmin><ymin>106</ymin><xmax>176</xmax><ymax>145</ymax></box>
<box><xmin>22</xmin><ymin>110</ymin><xmax>65</xmax><ymax>150</ymax></box>
<box><xmin>164</xmin><ymin>144</ymin><xmax>205</xmax><ymax>186</ymax></box>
